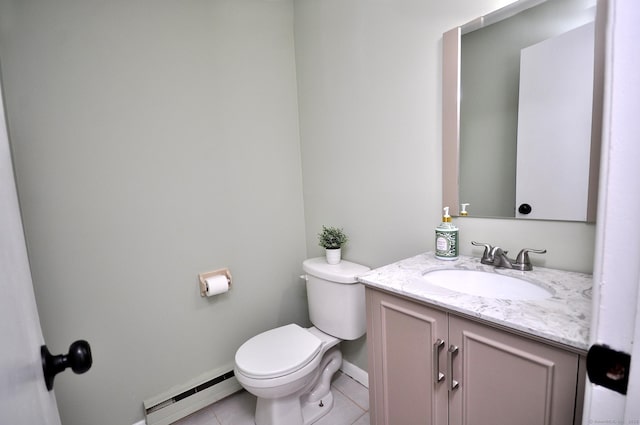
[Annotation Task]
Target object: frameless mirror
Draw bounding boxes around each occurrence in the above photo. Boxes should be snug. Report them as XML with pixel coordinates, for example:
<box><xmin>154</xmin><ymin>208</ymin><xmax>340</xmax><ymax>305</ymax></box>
<box><xmin>442</xmin><ymin>0</ymin><xmax>604</xmax><ymax>221</ymax></box>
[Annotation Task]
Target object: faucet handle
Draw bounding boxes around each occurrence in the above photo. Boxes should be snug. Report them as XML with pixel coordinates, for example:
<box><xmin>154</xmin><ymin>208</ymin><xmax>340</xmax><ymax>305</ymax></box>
<box><xmin>513</xmin><ymin>248</ymin><xmax>547</xmax><ymax>271</ymax></box>
<box><xmin>471</xmin><ymin>241</ymin><xmax>493</xmax><ymax>264</ymax></box>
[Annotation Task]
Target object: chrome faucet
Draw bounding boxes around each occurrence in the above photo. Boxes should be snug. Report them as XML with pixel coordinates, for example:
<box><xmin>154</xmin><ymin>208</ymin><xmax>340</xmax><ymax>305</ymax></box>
<box><xmin>491</xmin><ymin>247</ymin><xmax>514</xmax><ymax>268</ymax></box>
<box><xmin>471</xmin><ymin>241</ymin><xmax>546</xmax><ymax>271</ymax></box>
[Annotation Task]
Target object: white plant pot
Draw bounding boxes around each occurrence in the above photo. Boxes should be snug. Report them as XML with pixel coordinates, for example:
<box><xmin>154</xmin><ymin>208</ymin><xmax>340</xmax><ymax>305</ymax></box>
<box><xmin>325</xmin><ymin>248</ymin><xmax>341</xmax><ymax>265</ymax></box>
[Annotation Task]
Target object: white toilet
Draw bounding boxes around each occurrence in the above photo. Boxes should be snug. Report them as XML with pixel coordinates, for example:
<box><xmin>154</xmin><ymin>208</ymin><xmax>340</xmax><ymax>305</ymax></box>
<box><xmin>234</xmin><ymin>257</ymin><xmax>370</xmax><ymax>425</ymax></box>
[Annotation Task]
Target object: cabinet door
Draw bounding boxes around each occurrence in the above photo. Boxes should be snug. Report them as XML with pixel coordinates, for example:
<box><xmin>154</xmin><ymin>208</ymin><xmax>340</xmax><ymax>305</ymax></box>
<box><xmin>366</xmin><ymin>289</ymin><xmax>448</xmax><ymax>425</ymax></box>
<box><xmin>448</xmin><ymin>316</ymin><xmax>581</xmax><ymax>425</ymax></box>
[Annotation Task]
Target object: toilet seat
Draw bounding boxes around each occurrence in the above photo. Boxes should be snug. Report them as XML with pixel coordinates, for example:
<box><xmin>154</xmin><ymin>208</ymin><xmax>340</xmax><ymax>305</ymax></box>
<box><xmin>235</xmin><ymin>324</ymin><xmax>322</xmax><ymax>379</ymax></box>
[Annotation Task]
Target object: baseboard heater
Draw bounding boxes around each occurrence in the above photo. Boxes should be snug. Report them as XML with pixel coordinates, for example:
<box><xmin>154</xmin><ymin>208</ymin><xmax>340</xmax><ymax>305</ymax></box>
<box><xmin>143</xmin><ymin>364</ymin><xmax>242</xmax><ymax>425</ymax></box>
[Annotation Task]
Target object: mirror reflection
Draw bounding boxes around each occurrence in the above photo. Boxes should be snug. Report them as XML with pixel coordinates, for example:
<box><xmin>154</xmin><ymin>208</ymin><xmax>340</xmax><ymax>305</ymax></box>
<box><xmin>443</xmin><ymin>0</ymin><xmax>601</xmax><ymax>221</ymax></box>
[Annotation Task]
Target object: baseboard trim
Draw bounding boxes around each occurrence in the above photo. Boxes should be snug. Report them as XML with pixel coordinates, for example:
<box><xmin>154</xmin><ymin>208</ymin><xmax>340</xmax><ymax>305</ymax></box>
<box><xmin>340</xmin><ymin>359</ymin><xmax>368</xmax><ymax>388</ymax></box>
<box><xmin>142</xmin><ymin>365</ymin><xmax>241</xmax><ymax>425</ymax></box>
<box><xmin>131</xmin><ymin>360</ymin><xmax>367</xmax><ymax>425</ymax></box>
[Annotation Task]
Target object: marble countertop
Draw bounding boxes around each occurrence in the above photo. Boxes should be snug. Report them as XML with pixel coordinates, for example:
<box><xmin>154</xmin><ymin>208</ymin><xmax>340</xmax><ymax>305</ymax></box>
<box><xmin>357</xmin><ymin>252</ymin><xmax>592</xmax><ymax>352</ymax></box>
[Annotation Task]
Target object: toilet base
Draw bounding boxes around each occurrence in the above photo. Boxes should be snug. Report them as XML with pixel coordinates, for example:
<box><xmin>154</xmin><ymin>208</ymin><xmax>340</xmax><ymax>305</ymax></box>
<box><xmin>253</xmin><ymin>347</ymin><xmax>342</xmax><ymax>425</ymax></box>
<box><xmin>255</xmin><ymin>391</ymin><xmax>334</xmax><ymax>425</ymax></box>
<box><xmin>301</xmin><ymin>390</ymin><xmax>334</xmax><ymax>425</ymax></box>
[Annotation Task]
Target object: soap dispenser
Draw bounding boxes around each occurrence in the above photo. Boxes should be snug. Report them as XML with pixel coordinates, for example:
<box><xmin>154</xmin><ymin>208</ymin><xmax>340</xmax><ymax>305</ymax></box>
<box><xmin>435</xmin><ymin>207</ymin><xmax>459</xmax><ymax>260</ymax></box>
<box><xmin>460</xmin><ymin>203</ymin><xmax>470</xmax><ymax>216</ymax></box>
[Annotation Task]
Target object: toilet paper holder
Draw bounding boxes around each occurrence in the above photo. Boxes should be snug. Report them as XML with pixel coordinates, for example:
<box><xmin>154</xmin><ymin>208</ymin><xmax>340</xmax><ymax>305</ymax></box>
<box><xmin>198</xmin><ymin>268</ymin><xmax>232</xmax><ymax>297</ymax></box>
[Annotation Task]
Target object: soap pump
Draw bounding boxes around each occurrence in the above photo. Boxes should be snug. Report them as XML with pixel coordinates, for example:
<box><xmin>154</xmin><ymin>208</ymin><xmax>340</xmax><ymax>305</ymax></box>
<box><xmin>435</xmin><ymin>207</ymin><xmax>459</xmax><ymax>260</ymax></box>
<box><xmin>460</xmin><ymin>203</ymin><xmax>470</xmax><ymax>216</ymax></box>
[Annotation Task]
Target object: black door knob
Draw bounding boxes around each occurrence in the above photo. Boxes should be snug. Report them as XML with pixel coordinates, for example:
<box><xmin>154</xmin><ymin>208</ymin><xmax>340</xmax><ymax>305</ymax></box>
<box><xmin>518</xmin><ymin>203</ymin><xmax>533</xmax><ymax>215</ymax></box>
<box><xmin>41</xmin><ymin>340</ymin><xmax>92</xmax><ymax>391</ymax></box>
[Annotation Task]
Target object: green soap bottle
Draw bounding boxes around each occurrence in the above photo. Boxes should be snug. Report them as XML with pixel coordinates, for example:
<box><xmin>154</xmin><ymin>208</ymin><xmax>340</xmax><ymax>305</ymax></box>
<box><xmin>435</xmin><ymin>207</ymin><xmax>458</xmax><ymax>260</ymax></box>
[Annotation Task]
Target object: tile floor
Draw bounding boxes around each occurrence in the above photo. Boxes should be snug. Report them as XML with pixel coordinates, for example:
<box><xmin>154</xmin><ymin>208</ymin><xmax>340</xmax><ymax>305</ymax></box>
<box><xmin>174</xmin><ymin>371</ymin><xmax>370</xmax><ymax>425</ymax></box>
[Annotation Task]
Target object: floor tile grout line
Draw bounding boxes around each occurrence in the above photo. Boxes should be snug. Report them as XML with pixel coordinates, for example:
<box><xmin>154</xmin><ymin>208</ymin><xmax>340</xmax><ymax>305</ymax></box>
<box><xmin>349</xmin><ymin>410</ymin><xmax>369</xmax><ymax>425</ymax></box>
<box><xmin>331</xmin><ymin>383</ymin><xmax>369</xmax><ymax>413</ymax></box>
<box><xmin>332</xmin><ymin>372</ymin><xmax>370</xmax><ymax>412</ymax></box>
<box><xmin>212</xmin><ymin>410</ymin><xmax>223</xmax><ymax>425</ymax></box>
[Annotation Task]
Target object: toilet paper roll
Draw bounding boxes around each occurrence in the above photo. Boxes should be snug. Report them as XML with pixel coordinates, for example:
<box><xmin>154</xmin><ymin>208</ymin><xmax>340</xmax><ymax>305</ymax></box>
<box><xmin>204</xmin><ymin>275</ymin><xmax>229</xmax><ymax>297</ymax></box>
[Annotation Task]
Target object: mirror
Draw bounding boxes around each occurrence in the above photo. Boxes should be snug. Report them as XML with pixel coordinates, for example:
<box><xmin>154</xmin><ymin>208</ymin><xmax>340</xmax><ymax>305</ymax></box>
<box><xmin>442</xmin><ymin>0</ymin><xmax>603</xmax><ymax>221</ymax></box>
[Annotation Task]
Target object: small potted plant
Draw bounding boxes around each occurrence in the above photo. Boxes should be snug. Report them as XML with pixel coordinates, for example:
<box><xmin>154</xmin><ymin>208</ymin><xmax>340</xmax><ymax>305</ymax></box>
<box><xmin>317</xmin><ymin>226</ymin><xmax>348</xmax><ymax>264</ymax></box>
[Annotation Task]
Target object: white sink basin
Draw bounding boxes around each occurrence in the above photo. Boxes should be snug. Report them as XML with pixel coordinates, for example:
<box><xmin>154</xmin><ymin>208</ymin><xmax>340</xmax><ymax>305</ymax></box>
<box><xmin>421</xmin><ymin>269</ymin><xmax>553</xmax><ymax>301</ymax></box>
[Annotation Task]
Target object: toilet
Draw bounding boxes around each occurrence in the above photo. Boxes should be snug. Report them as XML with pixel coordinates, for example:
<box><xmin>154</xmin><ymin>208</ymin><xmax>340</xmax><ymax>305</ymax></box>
<box><xmin>234</xmin><ymin>257</ymin><xmax>370</xmax><ymax>425</ymax></box>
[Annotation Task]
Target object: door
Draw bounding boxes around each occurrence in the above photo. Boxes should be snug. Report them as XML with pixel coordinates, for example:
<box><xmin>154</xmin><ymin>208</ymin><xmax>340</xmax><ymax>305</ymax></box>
<box><xmin>515</xmin><ymin>22</ymin><xmax>595</xmax><ymax>221</ymax></box>
<box><xmin>582</xmin><ymin>0</ymin><xmax>640</xmax><ymax>422</ymax></box>
<box><xmin>367</xmin><ymin>289</ymin><xmax>448</xmax><ymax>425</ymax></box>
<box><xmin>448</xmin><ymin>316</ymin><xmax>581</xmax><ymax>425</ymax></box>
<box><xmin>0</xmin><ymin>81</ymin><xmax>62</xmax><ymax>424</ymax></box>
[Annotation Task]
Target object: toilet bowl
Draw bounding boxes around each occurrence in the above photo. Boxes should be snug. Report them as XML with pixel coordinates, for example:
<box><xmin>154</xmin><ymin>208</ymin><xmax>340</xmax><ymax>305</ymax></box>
<box><xmin>235</xmin><ymin>325</ymin><xmax>341</xmax><ymax>425</ymax></box>
<box><xmin>234</xmin><ymin>258</ymin><xmax>370</xmax><ymax>425</ymax></box>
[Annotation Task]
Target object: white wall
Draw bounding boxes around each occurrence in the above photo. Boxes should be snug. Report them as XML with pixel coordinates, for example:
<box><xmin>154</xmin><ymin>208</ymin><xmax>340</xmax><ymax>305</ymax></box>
<box><xmin>295</xmin><ymin>0</ymin><xmax>596</xmax><ymax>370</ymax></box>
<box><xmin>0</xmin><ymin>1</ymin><xmax>306</xmax><ymax>425</ymax></box>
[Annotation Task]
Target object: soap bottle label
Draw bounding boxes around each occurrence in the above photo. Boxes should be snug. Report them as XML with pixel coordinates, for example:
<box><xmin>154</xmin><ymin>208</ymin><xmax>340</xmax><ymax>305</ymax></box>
<box><xmin>435</xmin><ymin>229</ymin><xmax>458</xmax><ymax>260</ymax></box>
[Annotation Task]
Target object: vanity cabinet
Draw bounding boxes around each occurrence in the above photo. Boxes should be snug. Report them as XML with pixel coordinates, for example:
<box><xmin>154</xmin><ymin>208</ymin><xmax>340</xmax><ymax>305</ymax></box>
<box><xmin>366</xmin><ymin>288</ymin><xmax>585</xmax><ymax>425</ymax></box>
<box><xmin>366</xmin><ymin>287</ymin><xmax>448</xmax><ymax>425</ymax></box>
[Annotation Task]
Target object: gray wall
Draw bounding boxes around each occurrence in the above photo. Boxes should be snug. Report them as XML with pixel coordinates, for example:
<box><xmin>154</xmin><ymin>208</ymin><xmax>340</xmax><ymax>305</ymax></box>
<box><xmin>0</xmin><ymin>0</ymin><xmax>596</xmax><ymax>424</ymax></box>
<box><xmin>0</xmin><ymin>1</ymin><xmax>307</xmax><ymax>425</ymax></box>
<box><xmin>295</xmin><ymin>0</ymin><xmax>596</xmax><ymax>370</ymax></box>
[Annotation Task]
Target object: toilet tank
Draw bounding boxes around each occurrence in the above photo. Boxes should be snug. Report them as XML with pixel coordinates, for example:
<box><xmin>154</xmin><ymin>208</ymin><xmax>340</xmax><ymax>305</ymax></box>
<box><xmin>302</xmin><ymin>257</ymin><xmax>370</xmax><ymax>340</ymax></box>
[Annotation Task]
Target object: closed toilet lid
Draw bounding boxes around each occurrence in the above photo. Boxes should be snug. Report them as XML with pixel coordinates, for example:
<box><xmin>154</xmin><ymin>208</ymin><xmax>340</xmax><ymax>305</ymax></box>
<box><xmin>235</xmin><ymin>324</ymin><xmax>322</xmax><ymax>379</ymax></box>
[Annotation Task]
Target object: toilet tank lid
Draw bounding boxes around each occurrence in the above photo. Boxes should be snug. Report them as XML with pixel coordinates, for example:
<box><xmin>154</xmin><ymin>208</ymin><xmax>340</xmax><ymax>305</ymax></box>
<box><xmin>303</xmin><ymin>257</ymin><xmax>370</xmax><ymax>284</ymax></box>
